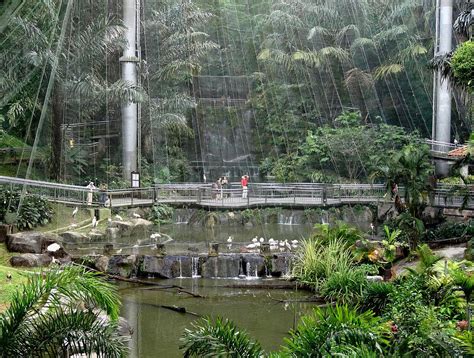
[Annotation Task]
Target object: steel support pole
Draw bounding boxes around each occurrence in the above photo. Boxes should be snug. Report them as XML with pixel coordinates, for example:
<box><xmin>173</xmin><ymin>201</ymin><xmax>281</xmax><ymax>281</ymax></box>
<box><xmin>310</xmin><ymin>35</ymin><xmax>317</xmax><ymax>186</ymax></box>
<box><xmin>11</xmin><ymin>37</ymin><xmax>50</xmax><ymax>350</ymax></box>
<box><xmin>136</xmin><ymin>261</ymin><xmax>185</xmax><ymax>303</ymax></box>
<box><xmin>121</xmin><ymin>0</ymin><xmax>139</xmax><ymax>179</ymax></box>
<box><xmin>435</xmin><ymin>0</ymin><xmax>453</xmax><ymax>176</ymax></box>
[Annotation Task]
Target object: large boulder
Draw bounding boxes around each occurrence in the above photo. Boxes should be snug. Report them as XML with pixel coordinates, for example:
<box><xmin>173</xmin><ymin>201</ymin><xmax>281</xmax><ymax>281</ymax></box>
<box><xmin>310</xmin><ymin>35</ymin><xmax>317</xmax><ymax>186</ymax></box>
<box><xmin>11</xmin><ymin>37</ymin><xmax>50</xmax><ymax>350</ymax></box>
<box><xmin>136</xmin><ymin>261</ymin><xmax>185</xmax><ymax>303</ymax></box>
<box><xmin>139</xmin><ymin>255</ymin><xmax>192</xmax><ymax>278</ymax></box>
<box><xmin>108</xmin><ymin>221</ymin><xmax>135</xmax><ymax>237</ymax></box>
<box><xmin>107</xmin><ymin>255</ymin><xmax>138</xmax><ymax>278</ymax></box>
<box><xmin>7</xmin><ymin>232</ymin><xmax>61</xmax><ymax>254</ymax></box>
<box><xmin>60</xmin><ymin>231</ymin><xmax>89</xmax><ymax>243</ymax></box>
<box><xmin>10</xmin><ymin>253</ymin><xmax>52</xmax><ymax>267</ymax></box>
<box><xmin>270</xmin><ymin>253</ymin><xmax>293</xmax><ymax>277</ymax></box>
<box><xmin>201</xmin><ymin>255</ymin><xmax>241</xmax><ymax>278</ymax></box>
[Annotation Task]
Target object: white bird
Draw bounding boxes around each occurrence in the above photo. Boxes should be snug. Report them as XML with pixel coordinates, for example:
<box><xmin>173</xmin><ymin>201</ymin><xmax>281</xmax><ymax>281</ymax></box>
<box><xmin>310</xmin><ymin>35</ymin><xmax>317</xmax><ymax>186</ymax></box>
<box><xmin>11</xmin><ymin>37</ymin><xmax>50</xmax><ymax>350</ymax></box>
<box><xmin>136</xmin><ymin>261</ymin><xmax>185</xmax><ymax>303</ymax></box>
<box><xmin>268</xmin><ymin>238</ymin><xmax>275</xmax><ymax>244</ymax></box>
<box><xmin>116</xmin><ymin>248</ymin><xmax>123</xmax><ymax>254</ymax></box>
<box><xmin>150</xmin><ymin>233</ymin><xmax>161</xmax><ymax>240</ymax></box>
<box><xmin>227</xmin><ymin>237</ymin><xmax>233</xmax><ymax>243</ymax></box>
<box><xmin>133</xmin><ymin>213</ymin><xmax>141</xmax><ymax>218</ymax></box>
<box><xmin>252</xmin><ymin>238</ymin><xmax>258</xmax><ymax>243</ymax></box>
<box><xmin>107</xmin><ymin>218</ymin><xmax>112</xmax><ymax>223</ymax></box>
<box><xmin>259</xmin><ymin>237</ymin><xmax>264</xmax><ymax>243</ymax></box>
<box><xmin>92</xmin><ymin>216</ymin><xmax>98</xmax><ymax>228</ymax></box>
<box><xmin>291</xmin><ymin>240</ymin><xmax>298</xmax><ymax>245</ymax></box>
<box><xmin>47</xmin><ymin>243</ymin><xmax>61</xmax><ymax>252</ymax></box>
<box><xmin>285</xmin><ymin>241</ymin><xmax>292</xmax><ymax>251</ymax></box>
<box><xmin>72</xmin><ymin>207</ymin><xmax>78</xmax><ymax>218</ymax></box>
<box><xmin>227</xmin><ymin>237</ymin><xmax>232</xmax><ymax>250</ymax></box>
<box><xmin>246</xmin><ymin>243</ymin><xmax>256</xmax><ymax>249</ymax></box>
<box><xmin>279</xmin><ymin>241</ymin><xmax>285</xmax><ymax>247</ymax></box>
<box><xmin>114</xmin><ymin>215</ymin><xmax>123</xmax><ymax>221</ymax></box>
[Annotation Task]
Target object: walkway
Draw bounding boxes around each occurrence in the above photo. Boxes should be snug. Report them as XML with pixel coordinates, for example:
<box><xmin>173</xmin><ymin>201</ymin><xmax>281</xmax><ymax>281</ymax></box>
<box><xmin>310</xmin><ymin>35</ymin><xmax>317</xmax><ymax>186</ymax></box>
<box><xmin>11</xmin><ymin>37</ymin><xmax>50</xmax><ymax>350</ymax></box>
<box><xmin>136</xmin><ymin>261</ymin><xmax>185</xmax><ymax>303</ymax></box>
<box><xmin>1</xmin><ymin>176</ymin><xmax>473</xmax><ymax>210</ymax></box>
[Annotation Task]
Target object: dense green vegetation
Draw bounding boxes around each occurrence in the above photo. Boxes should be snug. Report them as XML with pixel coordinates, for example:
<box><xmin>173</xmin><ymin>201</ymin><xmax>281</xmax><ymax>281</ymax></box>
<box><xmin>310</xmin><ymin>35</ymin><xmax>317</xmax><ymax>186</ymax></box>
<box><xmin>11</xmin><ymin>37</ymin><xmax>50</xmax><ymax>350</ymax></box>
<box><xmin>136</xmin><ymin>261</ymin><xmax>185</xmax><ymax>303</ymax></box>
<box><xmin>0</xmin><ymin>265</ymin><xmax>127</xmax><ymax>357</ymax></box>
<box><xmin>0</xmin><ymin>190</ymin><xmax>52</xmax><ymax>230</ymax></box>
<box><xmin>0</xmin><ymin>0</ymin><xmax>471</xmax><ymax>184</ymax></box>
<box><xmin>182</xmin><ymin>225</ymin><xmax>474</xmax><ymax>357</ymax></box>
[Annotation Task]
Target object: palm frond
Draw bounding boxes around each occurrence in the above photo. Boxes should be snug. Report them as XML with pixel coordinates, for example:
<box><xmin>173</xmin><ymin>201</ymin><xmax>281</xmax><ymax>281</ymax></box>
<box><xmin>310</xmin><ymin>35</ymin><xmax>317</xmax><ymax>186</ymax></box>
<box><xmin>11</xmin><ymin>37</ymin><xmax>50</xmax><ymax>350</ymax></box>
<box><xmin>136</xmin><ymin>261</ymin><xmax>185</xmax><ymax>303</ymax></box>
<box><xmin>373</xmin><ymin>64</ymin><xmax>404</xmax><ymax>80</ymax></box>
<box><xmin>180</xmin><ymin>317</ymin><xmax>264</xmax><ymax>357</ymax></box>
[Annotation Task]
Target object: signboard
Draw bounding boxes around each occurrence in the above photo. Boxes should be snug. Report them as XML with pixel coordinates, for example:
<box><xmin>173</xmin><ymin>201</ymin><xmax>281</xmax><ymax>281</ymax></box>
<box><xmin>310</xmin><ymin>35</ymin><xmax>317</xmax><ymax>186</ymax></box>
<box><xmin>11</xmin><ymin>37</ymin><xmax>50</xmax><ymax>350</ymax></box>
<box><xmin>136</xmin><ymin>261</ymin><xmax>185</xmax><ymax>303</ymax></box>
<box><xmin>131</xmin><ymin>171</ymin><xmax>140</xmax><ymax>188</ymax></box>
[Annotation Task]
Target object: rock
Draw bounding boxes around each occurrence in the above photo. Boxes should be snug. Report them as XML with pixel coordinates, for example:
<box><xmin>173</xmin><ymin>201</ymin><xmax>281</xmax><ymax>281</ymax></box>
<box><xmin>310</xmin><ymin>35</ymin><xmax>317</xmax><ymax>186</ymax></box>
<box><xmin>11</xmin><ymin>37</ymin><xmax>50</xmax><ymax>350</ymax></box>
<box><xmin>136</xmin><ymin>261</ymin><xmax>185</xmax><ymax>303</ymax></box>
<box><xmin>139</xmin><ymin>255</ymin><xmax>192</xmax><ymax>278</ymax></box>
<box><xmin>7</xmin><ymin>232</ymin><xmax>61</xmax><ymax>254</ymax></box>
<box><xmin>242</xmin><ymin>254</ymin><xmax>265</xmax><ymax>277</ymax></box>
<box><xmin>0</xmin><ymin>224</ymin><xmax>13</xmax><ymax>243</ymax></box>
<box><xmin>109</xmin><ymin>220</ymin><xmax>134</xmax><ymax>236</ymax></box>
<box><xmin>270</xmin><ymin>254</ymin><xmax>292</xmax><ymax>277</ymax></box>
<box><xmin>10</xmin><ymin>253</ymin><xmax>52</xmax><ymax>267</ymax></box>
<box><xmin>118</xmin><ymin>316</ymin><xmax>133</xmax><ymax>337</ymax></box>
<box><xmin>107</xmin><ymin>255</ymin><xmax>138</xmax><ymax>278</ymax></box>
<box><xmin>131</xmin><ymin>218</ymin><xmax>153</xmax><ymax>236</ymax></box>
<box><xmin>95</xmin><ymin>255</ymin><xmax>110</xmax><ymax>272</ymax></box>
<box><xmin>367</xmin><ymin>275</ymin><xmax>384</xmax><ymax>282</ymax></box>
<box><xmin>60</xmin><ymin>231</ymin><xmax>89</xmax><ymax>243</ymax></box>
<box><xmin>106</xmin><ymin>227</ymin><xmax>120</xmax><ymax>240</ymax></box>
<box><xmin>201</xmin><ymin>255</ymin><xmax>241</xmax><ymax>278</ymax></box>
<box><xmin>89</xmin><ymin>230</ymin><xmax>105</xmax><ymax>242</ymax></box>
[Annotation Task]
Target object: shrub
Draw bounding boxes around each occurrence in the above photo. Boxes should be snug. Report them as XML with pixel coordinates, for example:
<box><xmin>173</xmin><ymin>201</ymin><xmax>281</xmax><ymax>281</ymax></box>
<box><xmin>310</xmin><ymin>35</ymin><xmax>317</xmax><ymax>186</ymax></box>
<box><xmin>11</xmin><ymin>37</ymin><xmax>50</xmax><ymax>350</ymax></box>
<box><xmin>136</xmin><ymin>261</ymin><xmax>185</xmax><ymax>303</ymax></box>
<box><xmin>320</xmin><ymin>267</ymin><xmax>368</xmax><ymax>304</ymax></box>
<box><xmin>148</xmin><ymin>204</ymin><xmax>174</xmax><ymax>225</ymax></box>
<box><xmin>292</xmin><ymin>237</ymin><xmax>355</xmax><ymax>291</ymax></box>
<box><xmin>280</xmin><ymin>305</ymin><xmax>389</xmax><ymax>357</ymax></box>
<box><xmin>451</xmin><ymin>40</ymin><xmax>474</xmax><ymax>91</ymax></box>
<box><xmin>0</xmin><ymin>189</ymin><xmax>52</xmax><ymax>230</ymax></box>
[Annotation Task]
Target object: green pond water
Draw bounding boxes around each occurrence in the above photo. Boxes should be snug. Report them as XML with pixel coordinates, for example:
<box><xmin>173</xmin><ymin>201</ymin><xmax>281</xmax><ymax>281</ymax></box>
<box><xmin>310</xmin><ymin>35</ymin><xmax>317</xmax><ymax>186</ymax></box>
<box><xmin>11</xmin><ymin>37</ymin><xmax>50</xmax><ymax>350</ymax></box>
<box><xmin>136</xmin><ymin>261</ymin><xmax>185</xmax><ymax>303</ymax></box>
<box><xmin>120</xmin><ymin>278</ymin><xmax>316</xmax><ymax>358</ymax></box>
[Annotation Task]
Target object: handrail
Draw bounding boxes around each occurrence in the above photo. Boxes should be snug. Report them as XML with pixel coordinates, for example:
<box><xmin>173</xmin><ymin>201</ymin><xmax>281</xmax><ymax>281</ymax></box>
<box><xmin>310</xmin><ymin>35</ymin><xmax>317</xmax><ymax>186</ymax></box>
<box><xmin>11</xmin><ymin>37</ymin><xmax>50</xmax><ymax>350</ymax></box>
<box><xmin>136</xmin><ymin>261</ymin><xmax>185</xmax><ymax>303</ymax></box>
<box><xmin>1</xmin><ymin>175</ymin><xmax>472</xmax><ymax>210</ymax></box>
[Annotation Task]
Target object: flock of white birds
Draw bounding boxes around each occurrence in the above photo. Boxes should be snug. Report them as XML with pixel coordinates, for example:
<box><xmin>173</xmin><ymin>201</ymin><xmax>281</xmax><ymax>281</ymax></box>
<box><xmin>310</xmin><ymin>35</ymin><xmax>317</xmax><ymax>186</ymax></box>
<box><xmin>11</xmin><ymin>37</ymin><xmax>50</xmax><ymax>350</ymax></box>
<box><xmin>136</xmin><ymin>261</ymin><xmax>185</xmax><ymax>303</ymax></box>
<box><xmin>226</xmin><ymin>236</ymin><xmax>299</xmax><ymax>252</ymax></box>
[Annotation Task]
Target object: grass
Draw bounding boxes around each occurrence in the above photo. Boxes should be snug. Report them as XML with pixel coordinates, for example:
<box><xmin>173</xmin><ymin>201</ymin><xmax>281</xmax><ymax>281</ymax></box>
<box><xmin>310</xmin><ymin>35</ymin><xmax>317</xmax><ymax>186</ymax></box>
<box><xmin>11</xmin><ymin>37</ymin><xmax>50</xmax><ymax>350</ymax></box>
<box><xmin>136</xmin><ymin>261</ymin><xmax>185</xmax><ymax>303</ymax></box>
<box><xmin>0</xmin><ymin>244</ymin><xmax>30</xmax><ymax>311</ymax></box>
<box><xmin>37</xmin><ymin>203</ymin><xmax>95</xmax><ymax>233</ymax></box>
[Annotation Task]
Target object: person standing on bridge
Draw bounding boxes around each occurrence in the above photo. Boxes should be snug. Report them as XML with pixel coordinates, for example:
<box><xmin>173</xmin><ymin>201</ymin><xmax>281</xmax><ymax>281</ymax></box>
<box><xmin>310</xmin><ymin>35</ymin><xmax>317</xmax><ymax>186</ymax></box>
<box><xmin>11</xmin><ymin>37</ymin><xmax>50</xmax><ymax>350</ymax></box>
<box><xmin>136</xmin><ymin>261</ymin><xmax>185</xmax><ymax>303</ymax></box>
<box><xmin>86</xmin><ymin>181</ymin><xmax>96</xmax><ymax>206</ymax></box>
<box><xmin>241</xmin><ymin>175</ymin><xmax>249</xmax><ymax>199</ymax></box>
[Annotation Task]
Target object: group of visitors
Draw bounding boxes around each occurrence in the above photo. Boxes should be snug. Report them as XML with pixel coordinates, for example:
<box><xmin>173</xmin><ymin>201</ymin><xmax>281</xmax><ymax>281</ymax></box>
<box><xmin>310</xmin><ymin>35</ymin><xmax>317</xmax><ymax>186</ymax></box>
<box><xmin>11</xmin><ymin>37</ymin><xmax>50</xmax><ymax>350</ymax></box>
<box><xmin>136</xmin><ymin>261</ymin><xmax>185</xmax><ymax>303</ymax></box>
<box><xmin>209</xmin><ymin>174</ymin><xmax>250</xmax><ymax>199</ymax></box>
<box><xmin>86</xmin><ymin>181</ymin><xmax>110</xmax><ymax>207</ymax></box>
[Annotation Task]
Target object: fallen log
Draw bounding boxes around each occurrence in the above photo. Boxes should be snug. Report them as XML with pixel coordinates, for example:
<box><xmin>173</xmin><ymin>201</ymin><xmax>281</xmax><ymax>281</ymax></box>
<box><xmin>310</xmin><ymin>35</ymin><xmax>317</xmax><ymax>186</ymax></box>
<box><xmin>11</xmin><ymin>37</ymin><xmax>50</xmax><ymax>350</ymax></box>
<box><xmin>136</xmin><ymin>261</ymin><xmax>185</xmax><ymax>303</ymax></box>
<box><xmin>123</xmin><ymin>300</ymin><xmax>202</xmax><ymax>317</ymax></box>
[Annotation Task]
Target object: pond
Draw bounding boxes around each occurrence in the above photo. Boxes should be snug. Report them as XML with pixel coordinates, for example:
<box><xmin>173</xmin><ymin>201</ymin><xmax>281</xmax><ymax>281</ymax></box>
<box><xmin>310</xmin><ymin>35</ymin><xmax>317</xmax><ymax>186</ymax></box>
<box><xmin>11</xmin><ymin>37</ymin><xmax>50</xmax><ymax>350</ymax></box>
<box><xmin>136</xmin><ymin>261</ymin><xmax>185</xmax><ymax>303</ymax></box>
<box><xmin>120</xmin><ymin>278</ymin><xmax>316</xmax><ymax>357</ymax></box>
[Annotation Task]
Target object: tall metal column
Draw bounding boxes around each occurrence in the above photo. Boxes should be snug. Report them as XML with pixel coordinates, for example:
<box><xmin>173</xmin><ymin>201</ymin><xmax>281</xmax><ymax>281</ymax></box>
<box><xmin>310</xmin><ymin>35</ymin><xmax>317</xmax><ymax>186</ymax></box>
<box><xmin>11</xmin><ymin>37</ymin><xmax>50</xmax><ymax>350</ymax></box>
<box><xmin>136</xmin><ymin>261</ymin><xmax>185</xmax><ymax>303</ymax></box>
<box><xmin>121</xmin><ymin>0</ymin><xmax>139</xmax><ymax>179</ymax></box>
<box><xmin>435</xmin><ymin>0</ymin><xmax>453</xmax><ymax>176</ymax></box>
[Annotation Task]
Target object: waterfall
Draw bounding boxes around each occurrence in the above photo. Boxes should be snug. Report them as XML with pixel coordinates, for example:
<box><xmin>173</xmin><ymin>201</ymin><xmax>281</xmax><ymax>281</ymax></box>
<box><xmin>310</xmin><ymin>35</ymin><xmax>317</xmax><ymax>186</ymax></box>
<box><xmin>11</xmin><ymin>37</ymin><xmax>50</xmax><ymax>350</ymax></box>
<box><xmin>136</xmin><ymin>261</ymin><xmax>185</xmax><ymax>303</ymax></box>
<box><xmin>278</xmin><ymin>213</ymin><xmax>295</xmax><ymax>225</ymax></box>
<box><xmin>245</xmin><ymin>261</ymin><xmax>259</xmax><ymax>279</ymax></box>
<box><xmin>175</xmin><ymin>215</ymin><xmax>189</xmax><ymax>225</ymax></box>
<box><xmin>192</xmin><ymin>257</ymin><xmax>200</xmax><ymax>278</ymax></box>
<box><xmin>177</xmin><ymin>257</ymin><xmax>183</xmax><ymax>278</ymax></box>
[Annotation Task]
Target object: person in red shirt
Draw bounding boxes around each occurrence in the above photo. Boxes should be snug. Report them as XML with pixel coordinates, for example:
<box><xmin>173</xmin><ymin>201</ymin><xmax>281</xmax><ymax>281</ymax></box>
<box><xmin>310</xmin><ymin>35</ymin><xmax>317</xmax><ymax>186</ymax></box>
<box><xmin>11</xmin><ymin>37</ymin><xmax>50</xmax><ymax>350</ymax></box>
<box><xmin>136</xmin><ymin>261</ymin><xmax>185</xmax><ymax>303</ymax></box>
<box><xmin>241</xmin><ymin>175</ymin><xmax>249</xmax><ymax>198</ymax></box>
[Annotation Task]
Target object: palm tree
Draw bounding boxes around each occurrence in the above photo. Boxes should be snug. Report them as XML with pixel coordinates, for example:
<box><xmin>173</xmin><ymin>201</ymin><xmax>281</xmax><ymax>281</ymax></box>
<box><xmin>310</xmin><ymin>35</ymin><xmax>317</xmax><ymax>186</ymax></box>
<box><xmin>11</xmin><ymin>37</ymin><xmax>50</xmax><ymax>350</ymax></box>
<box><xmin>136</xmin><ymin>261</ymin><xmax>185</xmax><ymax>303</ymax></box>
<box><xmin>0</xmin><ymin>265</ymin><xmax>127</xmax><ymax>357</ymax></box>
<box><xmin>371</xmin><ymin>144</ymin><xmax>434</xmax><ymax>218</ymax></box>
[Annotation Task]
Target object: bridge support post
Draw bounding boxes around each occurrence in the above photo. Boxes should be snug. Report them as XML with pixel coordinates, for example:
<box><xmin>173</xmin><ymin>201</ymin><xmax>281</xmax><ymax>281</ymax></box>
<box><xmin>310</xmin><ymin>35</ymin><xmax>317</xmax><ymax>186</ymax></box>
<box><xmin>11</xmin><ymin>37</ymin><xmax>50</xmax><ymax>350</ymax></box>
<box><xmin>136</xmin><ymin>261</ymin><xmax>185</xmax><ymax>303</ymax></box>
<box><xmin>121</xmin><ymin>0</ymin><xmax>139</xmax><ymax>180</ymax></box>
<box><xmin>434</xmin><ymin>0</ymin><xmax>453</xmax><ymax>177</ymax></box>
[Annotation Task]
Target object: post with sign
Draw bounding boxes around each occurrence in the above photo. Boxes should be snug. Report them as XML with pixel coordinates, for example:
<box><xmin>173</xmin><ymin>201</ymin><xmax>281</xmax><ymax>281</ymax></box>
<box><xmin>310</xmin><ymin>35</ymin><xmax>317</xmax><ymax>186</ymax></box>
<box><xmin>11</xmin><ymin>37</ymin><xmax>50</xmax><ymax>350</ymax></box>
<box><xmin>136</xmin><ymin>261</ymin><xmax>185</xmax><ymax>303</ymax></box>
<box><xmin>131</xmin><ymin>171</ymin><xmax>140</xmax><ymax>205</ymax></box>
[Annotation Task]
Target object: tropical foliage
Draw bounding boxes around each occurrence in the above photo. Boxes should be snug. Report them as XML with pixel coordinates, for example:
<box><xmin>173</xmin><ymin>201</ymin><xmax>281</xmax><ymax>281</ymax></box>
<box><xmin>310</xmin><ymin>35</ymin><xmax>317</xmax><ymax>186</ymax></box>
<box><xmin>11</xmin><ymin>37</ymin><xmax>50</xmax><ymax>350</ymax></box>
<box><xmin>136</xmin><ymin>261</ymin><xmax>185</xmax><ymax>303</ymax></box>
<box><xmin>0</xmin><ymin>189</ymin><xmax>52</xmax><ymax>230</ymax></box>
<box><xmin>0</xmin><ymin>265</ymin><xmax>127</xmax><ymax>357</ymax></box>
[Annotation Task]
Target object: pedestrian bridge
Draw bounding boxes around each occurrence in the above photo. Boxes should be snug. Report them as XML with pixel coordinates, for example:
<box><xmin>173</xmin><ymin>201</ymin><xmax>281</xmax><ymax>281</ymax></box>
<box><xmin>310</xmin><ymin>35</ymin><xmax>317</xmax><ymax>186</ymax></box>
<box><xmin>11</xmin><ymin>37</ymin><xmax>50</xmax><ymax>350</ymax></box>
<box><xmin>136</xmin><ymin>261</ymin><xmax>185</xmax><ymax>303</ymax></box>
<box><xmin>1</xmin><ymin>176</ymin><xmax>472</xmax><ymax>210</ymax></box>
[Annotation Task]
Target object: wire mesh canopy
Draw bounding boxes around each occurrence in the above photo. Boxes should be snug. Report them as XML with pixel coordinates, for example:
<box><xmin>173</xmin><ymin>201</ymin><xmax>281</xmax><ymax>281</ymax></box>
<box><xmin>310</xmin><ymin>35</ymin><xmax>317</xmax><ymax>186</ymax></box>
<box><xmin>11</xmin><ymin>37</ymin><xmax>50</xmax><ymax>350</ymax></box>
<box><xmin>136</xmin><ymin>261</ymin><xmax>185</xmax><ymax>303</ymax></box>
<box><xmin>0</xmin><ymin>0</ymin><xmax>472</xmax><ymax>187</ymax></box>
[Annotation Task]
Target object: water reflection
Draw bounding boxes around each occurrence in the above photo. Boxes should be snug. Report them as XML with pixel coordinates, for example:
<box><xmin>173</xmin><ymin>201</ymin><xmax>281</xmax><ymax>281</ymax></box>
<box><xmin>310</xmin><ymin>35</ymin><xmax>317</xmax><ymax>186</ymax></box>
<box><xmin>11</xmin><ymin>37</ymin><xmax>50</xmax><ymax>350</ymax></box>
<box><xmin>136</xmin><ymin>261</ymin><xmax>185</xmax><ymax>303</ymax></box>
<box><xmin>120</xmin><ymin>278</ymin><xmax>316</xmax><ymax>357</ymax></box>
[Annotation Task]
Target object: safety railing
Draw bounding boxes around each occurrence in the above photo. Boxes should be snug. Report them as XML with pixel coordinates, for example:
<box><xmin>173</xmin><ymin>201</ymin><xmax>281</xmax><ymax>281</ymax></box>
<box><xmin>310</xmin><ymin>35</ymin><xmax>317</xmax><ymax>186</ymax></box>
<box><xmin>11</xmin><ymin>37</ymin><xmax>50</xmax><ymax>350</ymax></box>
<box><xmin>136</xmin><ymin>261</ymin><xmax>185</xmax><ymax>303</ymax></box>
<box><xmin>1</xmin><ymin>176</ymin><xmax>473</xmax><ymax>210</ymax></box>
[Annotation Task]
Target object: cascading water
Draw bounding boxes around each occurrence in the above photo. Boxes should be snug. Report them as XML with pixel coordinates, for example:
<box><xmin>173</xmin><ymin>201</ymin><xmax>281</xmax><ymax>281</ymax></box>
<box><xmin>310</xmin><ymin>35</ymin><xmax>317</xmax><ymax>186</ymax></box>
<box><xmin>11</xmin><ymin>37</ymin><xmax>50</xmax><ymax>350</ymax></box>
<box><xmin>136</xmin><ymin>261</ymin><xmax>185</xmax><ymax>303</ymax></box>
<box><xmin>278</xmin><ymin>213</ymin><xmax>295</xmax><ymax>226</ymax></box>
<box><xmin>177</xmin><ymin>257</ymin><xmax>183</xmax><ymax>279</ymax></box>
<box><xmin>245</xmin><ymin>261</ymin><xmax>259</xmax><ymax>279</ymax></box>
<box><xmin>191</xmin><ymin>257</ymin><xmax>200</xmax><ymax>278</ymax></box>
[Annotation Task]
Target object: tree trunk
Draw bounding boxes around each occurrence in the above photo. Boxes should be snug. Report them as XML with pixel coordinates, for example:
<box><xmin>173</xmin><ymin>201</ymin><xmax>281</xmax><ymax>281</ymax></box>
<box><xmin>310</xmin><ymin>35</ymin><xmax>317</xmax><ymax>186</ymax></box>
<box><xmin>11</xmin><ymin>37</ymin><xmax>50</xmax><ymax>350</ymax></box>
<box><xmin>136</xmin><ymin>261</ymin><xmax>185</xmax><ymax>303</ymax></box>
<box><xmin>50</xmin><ymin>84</ymin><xmax>63</xmax><ymax>181</ymax></box>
